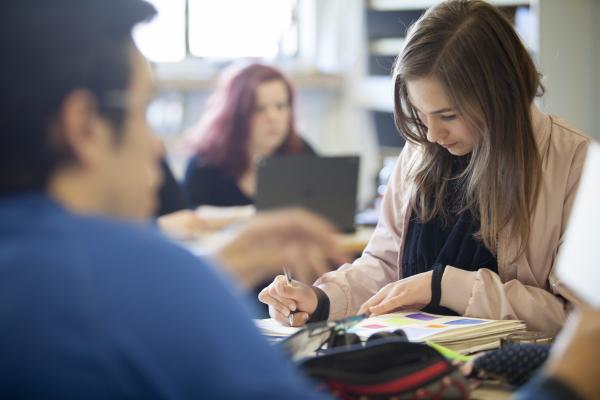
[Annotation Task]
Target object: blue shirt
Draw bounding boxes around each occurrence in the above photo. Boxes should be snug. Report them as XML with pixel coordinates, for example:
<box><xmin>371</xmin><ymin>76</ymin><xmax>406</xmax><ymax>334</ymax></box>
<box><xmin>0</xmin><ymin>193</ymin><xmax>327</xmax><ymax>399</ymax></box>
<box><xmin>515</xmin><ymin>374</ymin><xmax>582</xmax><ymax>400</ymax></box>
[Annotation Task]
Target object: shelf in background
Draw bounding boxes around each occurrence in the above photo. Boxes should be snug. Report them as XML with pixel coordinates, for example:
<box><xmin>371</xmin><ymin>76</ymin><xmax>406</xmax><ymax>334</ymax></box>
<box><xmin>370</xmin><ymin>38</ymin><xmax>406</xmax><ymax>55</ymax></box>
<box><xmin>157</xmin><ymin>73</ymin><xmax>344</xmax><ymax>92</ymax></box>
<box><xmin>369</xmin><ymin>0</ymin><xmax>530</xmax><ymax>11</ymax></box>
<box><xmin>351</xmin><ymin>76</ymin><xmax>395</xmax><ymax>112</ymax></box>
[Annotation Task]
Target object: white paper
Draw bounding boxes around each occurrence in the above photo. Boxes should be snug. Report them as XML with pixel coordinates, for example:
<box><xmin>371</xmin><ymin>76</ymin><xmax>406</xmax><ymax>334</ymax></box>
<box><xmin>254</xmin><ymin>318</ymin><xmax>301</xmax><ymax>337</ymax></box>
<box><xmin>556</xmin><ymin>142</ymin><xmax>600</xmax><ymax>307</ymax></box>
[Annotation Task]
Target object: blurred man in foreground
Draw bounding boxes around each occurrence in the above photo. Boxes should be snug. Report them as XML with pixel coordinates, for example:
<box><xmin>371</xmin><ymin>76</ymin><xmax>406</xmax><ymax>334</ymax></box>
<box><xmin>0</xmin><ymin>1</ymin><xmax>342</xmax><ymax>398</ymax></box>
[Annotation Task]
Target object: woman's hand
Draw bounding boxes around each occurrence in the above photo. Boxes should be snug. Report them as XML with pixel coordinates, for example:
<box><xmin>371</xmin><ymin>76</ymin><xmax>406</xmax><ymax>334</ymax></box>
<box><xmin>258</xmin><ymin>276</ymin><xmax>318</xmax><ymax>326</ymax></box>
<box><xmin>358</xmin><ymin>271</ymin><xmax>433</xmax><ymax>316</ymax></box>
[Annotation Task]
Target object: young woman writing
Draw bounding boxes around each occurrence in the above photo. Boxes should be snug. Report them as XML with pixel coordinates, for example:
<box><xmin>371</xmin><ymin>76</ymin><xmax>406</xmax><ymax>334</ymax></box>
<box><xmin>259</xmin><ymin>0</ymin><xmax>589</xmax><ymax>335</ymax></box>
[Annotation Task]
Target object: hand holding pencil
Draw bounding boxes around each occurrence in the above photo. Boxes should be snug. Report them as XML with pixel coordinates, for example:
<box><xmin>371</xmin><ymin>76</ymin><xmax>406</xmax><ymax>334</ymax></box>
<box><xmin>259</xmin><ymin>269</ymin><xmax>320</xmax><ymax>327</ymax></box>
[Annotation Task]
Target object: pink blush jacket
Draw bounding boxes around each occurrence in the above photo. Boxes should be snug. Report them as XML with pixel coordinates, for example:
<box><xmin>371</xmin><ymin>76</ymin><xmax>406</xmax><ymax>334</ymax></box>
<box><xmin>315</xmin><ymin>106</ymin><xmax>589</xmax><ymax>335</ymax></box>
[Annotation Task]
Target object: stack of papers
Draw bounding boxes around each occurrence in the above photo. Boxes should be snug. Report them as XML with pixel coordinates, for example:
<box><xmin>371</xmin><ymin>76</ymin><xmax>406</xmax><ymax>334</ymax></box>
<box><xmin>255</xmin><ymin>310</ymin><xmax>526</xmax><ymax>354</ymax></box>
<box><xmin>348</xmin><ymin>311</ymin><xmax>526</xmax><ymax>354</ymax></box>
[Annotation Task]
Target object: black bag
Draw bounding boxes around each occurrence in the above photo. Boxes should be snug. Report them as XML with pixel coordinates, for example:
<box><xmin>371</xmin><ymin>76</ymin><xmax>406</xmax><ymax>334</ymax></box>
<box><xmin>298</xmin><ymin>339</ymin><xmax>469</xmax><ymax>400</ymax></box>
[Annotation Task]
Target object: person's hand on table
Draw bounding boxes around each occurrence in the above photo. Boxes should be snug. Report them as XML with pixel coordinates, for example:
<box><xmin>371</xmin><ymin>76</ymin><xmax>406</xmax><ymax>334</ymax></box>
<box><xmin>157</xmin><ymin>209</ymin><xmax>208</xmax><ymax>239</ymax></box>
<box><xmin>195</xmin><ymin>205</ymin><xmax>256</xmax><ymax>230</ymax></box>
<box><xmin>358</xmin><ymin>271</ymin><xmax>433</xmax><ymax>316</ymax></box>
<box><xmin>158</xmin><ymin>205</ymin><xmax>257</xmax><ymax>239</ymax></box>
<box><xmin>215</xmin><ymin>207</ymin><xmax>350</xmax><ymax>289</ymax></box>
<box><xmin>259</xmin><ymin>276</ymin><xmax>318</xmax><ymax>326</ymax></box>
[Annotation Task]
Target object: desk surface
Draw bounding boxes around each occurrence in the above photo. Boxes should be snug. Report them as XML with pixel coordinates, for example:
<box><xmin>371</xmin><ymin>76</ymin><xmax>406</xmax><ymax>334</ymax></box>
<box><xmin>337</xmin><ymin>226</ymin><xmax>375</xmax><ymax>255</ymax></box>
<box><xmin>181</xmin><ymin>225</ymin><xmax>376</xmax><ymax>258</ymax></box>
<box><xmin>471</xmin><ymin>382</ymin><xmax>512</xmax><ymax>399</ymax></box>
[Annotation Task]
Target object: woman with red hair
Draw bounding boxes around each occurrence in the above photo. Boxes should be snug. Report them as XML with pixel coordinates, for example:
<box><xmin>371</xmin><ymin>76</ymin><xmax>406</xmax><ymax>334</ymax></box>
<box><xmin>184</xmin><ymin>63</ymin><xmax>315</xmax><ymax>208</ymax></box>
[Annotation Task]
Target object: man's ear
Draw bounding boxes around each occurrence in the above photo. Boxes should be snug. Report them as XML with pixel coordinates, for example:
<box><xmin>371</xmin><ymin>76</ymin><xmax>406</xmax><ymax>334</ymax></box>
<box><xmin>52</xmin><ymin>89</ymin><xmax>113</xmax><ymax>168</ymax></box>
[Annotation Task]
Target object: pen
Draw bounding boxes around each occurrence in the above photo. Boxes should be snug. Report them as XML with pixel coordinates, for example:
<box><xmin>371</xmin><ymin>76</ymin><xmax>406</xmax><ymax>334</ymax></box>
<box><xmin>283</xmin><ymin>265</ymin><xmax>293</xmax><ymax>286</ymax></box>
<box><xmin>282</xmin><ymin>266</ymin><xmax>296</xmax><ymax>326</ymax></box>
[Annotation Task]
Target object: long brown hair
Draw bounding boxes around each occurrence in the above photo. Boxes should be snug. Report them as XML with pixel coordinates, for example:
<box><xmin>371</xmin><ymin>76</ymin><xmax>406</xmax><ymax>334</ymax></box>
<box><xmin>189</xmin><ymin>63</ymin><xmax>303</xmax><ymax>180</ymax></box>
<box><xmin>393</xmin><ymin>0</ymin><xmax>543</xmax><ymax>257</ymax></box>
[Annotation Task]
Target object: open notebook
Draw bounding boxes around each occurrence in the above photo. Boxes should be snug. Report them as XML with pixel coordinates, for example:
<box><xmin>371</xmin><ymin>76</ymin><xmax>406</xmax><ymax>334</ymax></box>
<box><xmin>256</xmin><ymin>310</ymin><xmax>526</xmax><ymax>354</ymax></box>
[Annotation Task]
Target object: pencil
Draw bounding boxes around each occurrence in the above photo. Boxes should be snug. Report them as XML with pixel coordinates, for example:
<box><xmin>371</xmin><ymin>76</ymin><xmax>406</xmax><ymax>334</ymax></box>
<box><xmin>283</xmin><ymin>266</ymin><xmax>293</xmax><ymax>286</ymax></box>
<box><xmin>282</xmin><ymin>266</ymin><xmax>295</xmax><ymax>325</ymax></box>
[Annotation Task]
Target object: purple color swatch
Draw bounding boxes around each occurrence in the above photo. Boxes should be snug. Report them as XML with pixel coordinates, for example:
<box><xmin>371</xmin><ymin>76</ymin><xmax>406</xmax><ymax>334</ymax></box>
<box><xmin>405</xmin><ymin>312</ymin><xmax>437</xmax><ymax>321</ymax></box>
<box><xmin>445</xmin><ymin>318</ymin><xmax>485</xmax><ymax>325</ymax></box>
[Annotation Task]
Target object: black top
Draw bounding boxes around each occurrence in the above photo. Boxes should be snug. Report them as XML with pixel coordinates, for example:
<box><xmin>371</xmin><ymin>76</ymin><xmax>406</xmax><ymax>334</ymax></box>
<box><xmin>156</xmin><ymin>159</ymin><xmax>189</xmax><ymax>216</ymax></box>
<box><xmin>402</xmin><ymin>157</ymin><xmax>497</xmax><ymax>315</ymax></box>
<box><xmin>403</xmin><ymin>209</ymin><xmax>498</xmax><ymax>277</ymax></box>
<box><xmin>184</xmin><ymin>163</ymin><xmax>253</xmax><ymax>208</ymax></box>
<box><xmin>183</xmin><ymin>138</ymin><xmax>316</xmax><ymax>208</ymax></box>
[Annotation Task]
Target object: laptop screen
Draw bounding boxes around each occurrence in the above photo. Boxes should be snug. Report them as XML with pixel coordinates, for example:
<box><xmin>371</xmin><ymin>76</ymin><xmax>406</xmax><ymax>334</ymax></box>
<box><xmin>255</xmin><ymin>155</ymin><xmax>360</xmax><ymax>233</ymax></box>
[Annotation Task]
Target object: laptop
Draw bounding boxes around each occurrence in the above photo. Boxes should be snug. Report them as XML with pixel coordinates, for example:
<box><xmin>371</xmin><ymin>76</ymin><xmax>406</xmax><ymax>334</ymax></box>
<box><xmin>255</xmin><ymin>155</ymin><xmax>360</xmax><ymax>233</ymax></box>
<box><xmin>555</xmin><ymin>141</ymin><xmax>600</xmax><ymax>307</ymax></box>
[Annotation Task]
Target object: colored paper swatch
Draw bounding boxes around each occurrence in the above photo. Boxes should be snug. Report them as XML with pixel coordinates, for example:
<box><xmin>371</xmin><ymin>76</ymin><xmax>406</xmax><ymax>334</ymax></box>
<box><xmin>405</xmin><ymin>312</ymin><xmax>437</xmax><ymax>321</ymax></box>
<box><xmin>383</xmin><ymin>317</ymin><xmax>415</xmax><ymax>326</ymax></box>
<box><xmin>363</xmin><ymin>324</ymin><xmax>387</xmax><ymax>329</ymax></box>
<box><xmin>445</xmin><ymin>318</ymin><xmax>485</xmax><ymax>325</ymax></box>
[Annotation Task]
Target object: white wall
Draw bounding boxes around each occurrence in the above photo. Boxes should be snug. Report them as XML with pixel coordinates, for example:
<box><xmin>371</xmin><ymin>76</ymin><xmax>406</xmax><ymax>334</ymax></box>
<box><xmin>537</xmin><ymin>0</ymin><xmax>600</xmax><ymax>140</ymax></box>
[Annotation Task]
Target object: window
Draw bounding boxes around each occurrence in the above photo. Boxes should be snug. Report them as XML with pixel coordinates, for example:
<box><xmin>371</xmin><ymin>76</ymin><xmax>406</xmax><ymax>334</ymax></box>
<box><xmin>134</xmin><ymin>0</ymin><xmax>298</xmax><ymax>63</ymax></box>
<box><xmin>133</xmin><ymin>0</ymin><xmax>187</xmax><ymax>63</ymax></box>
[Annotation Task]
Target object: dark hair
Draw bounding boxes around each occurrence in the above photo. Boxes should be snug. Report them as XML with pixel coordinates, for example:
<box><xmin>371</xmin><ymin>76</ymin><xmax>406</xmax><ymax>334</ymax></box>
<box><xmin>393</xmin><ymin>0</ymin><xmax>542</xmax><ymax>256</ymax></box>
<box><xmin>0</xmin><ymin>0</ymin><xmax>156</xmax><ymax>193</ymax></box>
<box><xmin>189</xmin><ymin>63</ymin><xmax>304</xmax><ymax>180</ymax></box>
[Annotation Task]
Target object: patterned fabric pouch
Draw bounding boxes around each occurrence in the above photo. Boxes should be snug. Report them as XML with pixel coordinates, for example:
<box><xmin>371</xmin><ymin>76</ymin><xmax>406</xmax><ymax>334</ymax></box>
<box><xmin>469</xmin><ymin>343</ymin><xmax>551</xmax><ymax>386</ymax></box>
